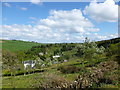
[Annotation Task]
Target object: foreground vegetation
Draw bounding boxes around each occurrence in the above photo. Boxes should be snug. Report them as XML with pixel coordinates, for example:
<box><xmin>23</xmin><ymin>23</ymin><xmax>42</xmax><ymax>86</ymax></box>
<box><xmin>2</xmin><ymin>37</ymin><xmax>120</xmax><ymax>89</ymax></box>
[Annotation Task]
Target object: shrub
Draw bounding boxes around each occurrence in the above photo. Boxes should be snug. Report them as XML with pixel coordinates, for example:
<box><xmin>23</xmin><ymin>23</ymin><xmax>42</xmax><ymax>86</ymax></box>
<box><xmin>31</xmin><ymin>74</ymin><xmax>72</xmax><ymax>88</ymax></box>
<box><xmin>2</xmin><ymin>50</ymin><xmax>18</xmax><ymax>68</ymax></box>
<box><xmin>72</xmin><ymin>60</ymin><xmax>119</xmax><ymax>89</ymax></box>
<box><xmin>2</xmin><ymin>69</ymin><xmax>45</xmax><ymax>76</ymax></box>
<box><xmin>97</xmin><ymin>60</ymin><xmax>118</xmax><ymax>72</ymax></box>
<box><xmin>58</xmin><ymin>65</ymin><xmax>81</xmax><ymax>74</ymax></box>
<box><xmin>2</xmin><ymin>69</ymin><xmax>11</xmax><ymax>76</ymax></box>
<box><xmin>106</xmin><ymin>42</ymin><xmax>120</xmax><ymax>64</ymax></box>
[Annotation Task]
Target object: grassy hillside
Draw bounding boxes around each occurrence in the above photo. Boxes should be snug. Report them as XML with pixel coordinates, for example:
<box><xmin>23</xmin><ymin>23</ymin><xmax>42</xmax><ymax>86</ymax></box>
<box><xmin>0</xmin><ymin>40</ymin><xmax>42</xmax><ymax>52</ymax></box>
<box><xmin>2</xmin><ymin>37</ymin><xmax>120</xmax><ymax>89</ymax></box>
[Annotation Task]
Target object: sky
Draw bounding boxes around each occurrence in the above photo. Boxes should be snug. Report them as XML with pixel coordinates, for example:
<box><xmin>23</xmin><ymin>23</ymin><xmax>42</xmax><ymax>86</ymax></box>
<box><xmin>1</xmin><ymin>0</ymin><xmax>119</xmax><ymax>43</ymax></box>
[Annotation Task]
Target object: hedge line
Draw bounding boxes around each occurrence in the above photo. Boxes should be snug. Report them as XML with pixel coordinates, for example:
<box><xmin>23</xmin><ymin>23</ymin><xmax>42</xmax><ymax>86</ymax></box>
<box><xmin>2</xmin><ymin>69</ymin><xmax>45</xmax><ymax>76</ymax></box>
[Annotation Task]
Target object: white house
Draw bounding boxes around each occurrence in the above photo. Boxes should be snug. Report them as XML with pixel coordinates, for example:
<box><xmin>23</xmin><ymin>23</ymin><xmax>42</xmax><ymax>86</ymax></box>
<box><xmin>39</xmin><ymin>52</ymin><xmax>44</xmax><ymax>56</ymax></box>
<box><xmin>22</xmin><ymin>60</ymin><xmax>36</xmax><ymax>69</ymax></box>
<box><xmin>64</xmin><ymin>60</ymin><xmax>68</xmax><ymax>62</ymax></box>
<box><xmin>53</xmin><ymin>55</ymin><xmax>60</xmax><ymax>58</ymax></box>
<box><xmin>41</xmin><ymin>64</ymin><xmax>45</xmax><ymax>67</ymax></box>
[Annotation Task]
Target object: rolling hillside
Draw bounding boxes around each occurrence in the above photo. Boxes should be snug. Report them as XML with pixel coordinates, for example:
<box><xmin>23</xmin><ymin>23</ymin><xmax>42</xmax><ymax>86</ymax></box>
<box><xmin>0</xmin><ymin>40</ymin><xmax>42</xmax><ymax>52</ymax></box>
<box><xmin>2</xmin><ymin>37</ymin><xmax>120</xmax><ymax>89</ymax></box>
<box><xmin>1</xmin><ymin>37</ymin><xmax>119</xmax><ymax>52</ymax></box>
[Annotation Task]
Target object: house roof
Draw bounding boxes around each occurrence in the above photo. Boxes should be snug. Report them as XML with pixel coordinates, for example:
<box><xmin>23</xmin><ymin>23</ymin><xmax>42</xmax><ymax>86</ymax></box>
<box><xmin>22</xmin><ymin>60</ymin><xmax>35</xmax><ymax>64</ymax></box>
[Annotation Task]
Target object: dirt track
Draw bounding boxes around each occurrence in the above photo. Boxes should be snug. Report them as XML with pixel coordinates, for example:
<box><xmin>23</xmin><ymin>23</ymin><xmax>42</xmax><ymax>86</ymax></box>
<box><xmin>0</xmin><ymin>41</ymin><xmax>5</xmax><ymax>43</ymax></box>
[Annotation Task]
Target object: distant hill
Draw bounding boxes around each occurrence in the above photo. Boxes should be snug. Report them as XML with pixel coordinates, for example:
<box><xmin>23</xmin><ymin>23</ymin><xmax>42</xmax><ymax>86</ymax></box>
<box><xmin>97</xmin><ymin>37</ymin><xmax>120</xmax><ymax>48</ymax></box>
<box><xmin>0</xmin><ymin>40</ymin><xmax>42</xmax><ymax>52</ymax></box>
<box><xmin>1</xmin><ymin>37</ymin><xmax>120</xmax><ymax>53</ymax></box>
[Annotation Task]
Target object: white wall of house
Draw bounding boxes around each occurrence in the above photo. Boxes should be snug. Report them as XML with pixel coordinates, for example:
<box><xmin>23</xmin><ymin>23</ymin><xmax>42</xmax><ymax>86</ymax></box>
<box><xmin>39</xmin><ymin>52</ymin><xmax>44</xmax><ymax>56</ymax></box>
<box><xmin>53</xmin><ymin>55</ymin><xmax>60</xmax><ymax>58</ymax></box>
<box><xmin>23</xmin><ymin>60</ymin><xmax>36</xmax><ymax>69</ymax></box>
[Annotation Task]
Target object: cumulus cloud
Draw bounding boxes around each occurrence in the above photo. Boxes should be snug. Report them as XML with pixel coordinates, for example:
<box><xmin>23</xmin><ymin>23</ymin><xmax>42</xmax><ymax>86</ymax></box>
<box><xmin>30</xmin><ymin>0</ymin><xmax>42</xmax><ymax>5</ymax></box>
<box><xmin>20</xmin><ymin>7</ymin><xmax>28</xmax><ymax>11</ymax></box>
<box><xmin>28</xmin><ymin>17</ymin><xmax>37</xmax><ymax>24</ymax></box>
<box><xmin>4</xmin><ymin>3</ymin><xmax>11</xmax><ymax>7</ymax></box>
<box><xmin>89</xmin><ymin>33</ymin><xmax>118</xmax><ymax>41</ymax></box>
<box><xmin>39</xmin><ymin>9</ymin><xmax>99</xmax><ymax>33</ymax></box>
<box><xmin>2</xmin><ymin>9</ymin><xmax>117</xmax><ymax>43</ymax></box>
<box><xmin>29</xmin><ymin>17</ymin><xmax>37</xmax><ymax>20</ymax></box>
<box><xmin>84</xmin><ymin>0</ymin><xmax>118</xmax><ymax>22</ymax></box>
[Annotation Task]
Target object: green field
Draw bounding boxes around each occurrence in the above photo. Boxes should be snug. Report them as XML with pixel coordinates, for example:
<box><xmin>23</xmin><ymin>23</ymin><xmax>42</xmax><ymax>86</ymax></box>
<box><xmin>0</xmin><ymin>40</ymin><xmax>42</xmax><ymax>52</ymax></box>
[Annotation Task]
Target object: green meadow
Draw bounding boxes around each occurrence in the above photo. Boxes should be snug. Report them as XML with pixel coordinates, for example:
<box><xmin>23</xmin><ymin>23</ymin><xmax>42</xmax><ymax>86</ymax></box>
<box><xmin>0</xmin><ymin>40</ymin><xmax>42</xmax><ymax>52</ymax></box>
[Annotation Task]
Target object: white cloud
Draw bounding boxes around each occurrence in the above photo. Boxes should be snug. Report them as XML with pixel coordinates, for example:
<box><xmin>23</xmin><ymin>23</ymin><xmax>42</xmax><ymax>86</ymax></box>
<box><xmin>29</xmin><ymin>17</ymin><xmax>37</xmax><ymax>20</ymax></box>
<box><xmin>91</xmin><ymin>33</ymin><xmax>118</xmax><ymax>41</ymax></box>
<box><xmin>4</xmin><ymin>3</ymin><xmax>11</xmax><ymax>7</ymax></box>
<box><xmin>39</xmin><ymin>9</ymin><xmax>99</xmax><ymax>33</ymax></box>
<box><xmin>30</xmin><ymin>0</ymin><xmax>42</xmax><ymax>5</ymax></box>
<box><xmin>20</xmin><ymin>7</ymin><xmax>28</xmax><ymax>11</ymax></box>
<box><xmin>2</xmin><ymin>9</ymin><xmax>117</xmax><ymax>43</ymax></box>
<box><xmin>84</xmin><ymin>0</ymin><xmax>118</xmax><ymax>22</ymax></box>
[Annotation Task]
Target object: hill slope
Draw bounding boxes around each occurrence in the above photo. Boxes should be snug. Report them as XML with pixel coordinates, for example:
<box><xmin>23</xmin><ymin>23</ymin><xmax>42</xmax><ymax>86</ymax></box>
<box><xmin>0</xmin><ymin>40</ymin><xmax>42</xmax><ymax>52</ymax></box>
<box><xmin>2</xmin><ymin>38</ymin><xmax>120</xmax><ymax>88</ymax></box>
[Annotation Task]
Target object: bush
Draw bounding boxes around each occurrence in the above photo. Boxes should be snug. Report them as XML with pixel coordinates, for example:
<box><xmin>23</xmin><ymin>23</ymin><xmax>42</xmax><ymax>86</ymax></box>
<box><xmin>31</xmin><ymin>74</ymin><xmax>72</xmax><ymax>88</ymax></box>
<box><xmin>2</xmin><ymin>69</ymin><xmax>45</xmax><ymax>76</ymax></box>
<box><xmin>72</xmin><ymin>60</ymin><xmax>119</xmax><ymax>89</ymax></box>
<box><xmin>2</xmin><ymin>70</ymin><xmax>11</xmax><ymax>76</ymax></box>
<box><xmin>106</xmin><ymin>42</ymin><xmax>120</xmax><ymax>64</ymax></box>
<box><xmin>2</xmin><ymin>50</ymin><xmax>19</xmax><ymax>70</ymax></box>
<box><xmin>58</xmin><ymin>65</ymin><xmax>81</xmax><ymax>74</ymax></box>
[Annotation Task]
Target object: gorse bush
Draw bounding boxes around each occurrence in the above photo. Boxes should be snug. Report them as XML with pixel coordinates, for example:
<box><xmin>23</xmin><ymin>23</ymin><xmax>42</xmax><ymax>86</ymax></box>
<box><xmin>2</xmin><ymin>50</ymin><xmax>19</xmax><ymax>70</ymax></box>
<box><xmin>73</xmin><ymin>60</ymin><xmax>119</xmax><ymax>89</ymax></box>
<box><xmin>31</xmin><ymin>74</ymin><xmax>72</xmax><ymax>88</ymax></box>
<box><xmin>58</xmin><ymin>65</ymin><xmax>81</xmax><ymax>74</ymax></box>
<box><xmin>106</xmin><ymin>42</ymin><xmax>120</xmax><ymax>64</ymax></box>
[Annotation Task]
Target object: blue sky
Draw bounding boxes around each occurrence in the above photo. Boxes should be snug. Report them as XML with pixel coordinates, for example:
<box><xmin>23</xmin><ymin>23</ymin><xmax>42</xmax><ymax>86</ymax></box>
<box><xmin>2</xmin><ymin>0</ymin><xmax>118</xmax><ymax>43</ymax></box>
<box><xmin>2</xmin><ymin>2</ymin><xmax>89</xmax><ymax>25</ymax></box>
